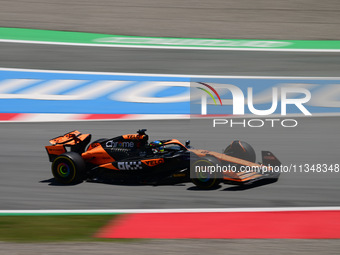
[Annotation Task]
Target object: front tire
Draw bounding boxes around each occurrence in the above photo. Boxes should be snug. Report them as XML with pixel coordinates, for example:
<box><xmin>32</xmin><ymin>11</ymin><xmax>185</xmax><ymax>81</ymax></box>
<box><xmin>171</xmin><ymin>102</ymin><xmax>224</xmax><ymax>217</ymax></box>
<box><xmin>224</xmin><ymin>140</ymin><xmax>256</xmax><ymax>163</ymax></box>
<box><xmin>190</xmin><ymin>157</ymin><xmax>222</xmax><ymax>189</ymax></box>
<box><xmin>51</xmin><ymin>152</ymin><xmax>86</xmax><ymax>184</ymax></box>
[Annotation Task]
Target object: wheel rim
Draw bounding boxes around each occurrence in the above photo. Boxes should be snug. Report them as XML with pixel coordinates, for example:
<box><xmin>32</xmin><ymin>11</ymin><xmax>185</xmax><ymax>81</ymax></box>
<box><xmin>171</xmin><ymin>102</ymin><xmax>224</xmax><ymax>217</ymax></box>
<box><xmin>193</xmin><ymin>160</ymin><xmax>214</xmax><ymax>182</ymax></box>
<box><xmin>57</xmin><ymin>162</ymin><xmax>70</xmax><ymax>177</ymax></box>
<box><xmin>197</xmin><ymin>171</ymin><xmax>211</xmax><ymax>182</ymax></box>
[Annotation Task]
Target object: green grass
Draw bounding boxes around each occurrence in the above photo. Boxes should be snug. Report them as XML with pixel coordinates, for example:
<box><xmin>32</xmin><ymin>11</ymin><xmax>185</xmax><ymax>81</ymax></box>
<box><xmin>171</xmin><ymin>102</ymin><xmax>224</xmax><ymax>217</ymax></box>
<box><xmin>0</xmin><ymin>215</ymin><xmax>118</xmax><ymax>242</ymax></box>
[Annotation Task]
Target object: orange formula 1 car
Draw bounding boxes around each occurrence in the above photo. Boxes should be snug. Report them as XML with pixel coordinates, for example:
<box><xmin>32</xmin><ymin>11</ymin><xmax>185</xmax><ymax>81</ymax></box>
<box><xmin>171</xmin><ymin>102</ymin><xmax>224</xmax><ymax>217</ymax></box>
<box><xmin>45</xmin><ymin>129</ymin><xmax>281</xmax><ymax>189</ymax></box>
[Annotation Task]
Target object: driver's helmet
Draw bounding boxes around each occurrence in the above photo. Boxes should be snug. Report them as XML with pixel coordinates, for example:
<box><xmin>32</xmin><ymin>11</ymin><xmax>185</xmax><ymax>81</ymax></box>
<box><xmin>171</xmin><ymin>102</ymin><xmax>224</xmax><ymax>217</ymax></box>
<box><xmin>149</xmin><ymin>140</ymin><xmax>165</xmax><ymax>153</ymax></box>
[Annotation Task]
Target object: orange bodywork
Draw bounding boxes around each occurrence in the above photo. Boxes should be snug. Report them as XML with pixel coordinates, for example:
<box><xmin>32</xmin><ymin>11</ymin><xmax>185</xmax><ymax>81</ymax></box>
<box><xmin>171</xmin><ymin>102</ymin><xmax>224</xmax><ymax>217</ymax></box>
<box><xmin>190</xmin><ymin>149</ymin><xmax>260</xmax><ymax>166</ymax></box>
<box><xmin>190</xmin><ymin>149</ymin><xmax>269</xmax><ymax>182</ymax></box>
<box><xmin>141</xmin><ymin>158</ymin><xmax>164</xmax><ymax>167</ymax></box>
<box><xmin>164</xmin><ymin>139</ymin><xmax>186</xmax><ymax>147</ymax></box>
<box><xmin>49</xmin><ymin>130</ymin><xmax>90</xmax><ymax>146</ymax></box>
<box><xmin>99</xmin><ymin>163</ymin><xmax>119</xmax><ymax>170</ymax></box>
<box><xmin>81</xmin><ymin>145</ymin><xmax>115</xmax><ymax>165</ymax></box>
<box><xmin>46</xmin><ymin>130</ymin><xmax>278</xmax><ymax>185</ymax></box>
<box><xmin>122</xmin><ymin>134</ymin><xmax>147</xmax><ymax>140</ymax></box>
<box><xmin>87</xmin><ymin>142</ymin><xmax>101</xmax><ymax>151</ymax></box>
<box><xmin>46</xmin><ymin>130</ymin><xmax>92</xmax><ymax>161</ymax></box>
<box><xmin>45</xmin><ymin>144</ymin><xmax>66</xmax><ymax>156</ymax></box>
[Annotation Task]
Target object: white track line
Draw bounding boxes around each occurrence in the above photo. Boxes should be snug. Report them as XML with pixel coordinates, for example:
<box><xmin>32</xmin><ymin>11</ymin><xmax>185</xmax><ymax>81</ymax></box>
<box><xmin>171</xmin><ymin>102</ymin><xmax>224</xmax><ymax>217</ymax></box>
<box><xmin>13</xmin><ymin>114</ymin><xmax>88</xmax><ymax>122</ymax></box>
<box><xmin>1</xmin><ymin>39</ymin><xmax>340</xmax><ymax>52</ymax></box>
<box><xmin>0</xmin><ymin>79</ymin><xmax>41</xmax><ymax>93</ymax></box>
<box><xmin>19</xmin><ymin>79</ymin><xmax>85</xmax><ymax>95</ymax></box>
<box><xmin>1</xmin><ymin>67</ymin><xmax>340</xmax><ymax>79</ymax></box>
<box><xmin>0</xmin><ymin>207</ymin><xmax>340</xmax><ymax>214</ymax></box>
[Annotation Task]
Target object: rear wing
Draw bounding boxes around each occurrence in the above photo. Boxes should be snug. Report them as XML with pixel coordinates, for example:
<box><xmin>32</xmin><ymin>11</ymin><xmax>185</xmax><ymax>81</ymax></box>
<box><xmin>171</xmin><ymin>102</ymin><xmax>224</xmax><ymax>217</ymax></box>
<box><xmin>45</xmin><ymin>130</ymin><xmax>91</xmax><ymax>162</ymax></box>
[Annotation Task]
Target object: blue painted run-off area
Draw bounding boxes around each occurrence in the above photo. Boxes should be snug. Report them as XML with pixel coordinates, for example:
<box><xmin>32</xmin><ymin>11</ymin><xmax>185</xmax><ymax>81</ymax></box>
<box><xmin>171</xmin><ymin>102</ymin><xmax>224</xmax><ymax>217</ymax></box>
<box><xmin>0</xmin><ymin>69</ymin><xmax>339</xmax><ymax>115</ymax></box>
<box><xmin>0</xmin><ymin>70</ymin><xmax>190</xmax><ymax>114</ymax></box>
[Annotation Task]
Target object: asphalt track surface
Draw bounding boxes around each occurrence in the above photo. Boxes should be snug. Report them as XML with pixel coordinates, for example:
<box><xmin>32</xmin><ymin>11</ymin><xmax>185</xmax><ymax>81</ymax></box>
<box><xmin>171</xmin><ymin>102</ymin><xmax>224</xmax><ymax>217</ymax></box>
<box><xmin>1</xmin><ymin>41</ymin><xmax>340</xmax><ymax>254</ymax></box>
<box><xmin>0</xmin><ymin>117</ymin><xmax>339</xmax><ymax>210</ymax></box>
<box><xmin>1</xmin><ymin>42</ymin><xmax>340</xmax><ymax>210</ymax></box>
<box><xmin>1</xmin><ymin>29</ymin><xmax>340</xmax><ymax>255</ymax></box>
<box><xmin>2</xmin><ymin>42</ymin><xmax>340</xmax><ymax>76</ymax></box>
<box><xmin>2</xmin><ymin>240</ymin><xmax>340</xmax><ymax>255</ymax></box>
<box><xmin>2</xmin><ymin>0</ymin><xmax>340</xmax><ymax>40</ymax></box>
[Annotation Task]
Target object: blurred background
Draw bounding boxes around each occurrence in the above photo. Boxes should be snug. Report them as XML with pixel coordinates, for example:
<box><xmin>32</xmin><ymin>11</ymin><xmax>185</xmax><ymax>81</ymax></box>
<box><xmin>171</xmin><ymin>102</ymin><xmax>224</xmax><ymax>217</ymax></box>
<box><xmin>1</xmin><ymin>0</ymin><xmax>340</xmax><ymax>39</ymax></box>
<box><xmin>1</xmin><ymin>0</ymin><xmax>340</xmax><ymax>254</ymax></box>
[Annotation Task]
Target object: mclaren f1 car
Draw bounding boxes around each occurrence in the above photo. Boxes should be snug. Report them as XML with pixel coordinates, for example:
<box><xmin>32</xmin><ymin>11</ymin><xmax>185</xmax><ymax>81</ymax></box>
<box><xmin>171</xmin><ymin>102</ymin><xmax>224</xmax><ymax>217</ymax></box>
<box><xmin>45</xmin><ymin>129</ymin><xmax>281</xmax><ymax>189</ymax></box>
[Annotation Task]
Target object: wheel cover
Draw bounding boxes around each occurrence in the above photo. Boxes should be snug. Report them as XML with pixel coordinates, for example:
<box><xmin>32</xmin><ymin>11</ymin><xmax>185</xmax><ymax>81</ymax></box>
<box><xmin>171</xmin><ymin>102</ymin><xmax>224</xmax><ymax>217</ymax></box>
<box><xmin>193</xmin><ymin>160</ymin><xmax>214</xmax><ymax>182</ymax></box>
<box><xmin>57</xmin><ymin>162</ymin><xmax>70</xmax><ymax>177</ymax></box>
<box><xmin>196</xmin><ymin>171</ymin><xmax>211</xmax><ymax>182</ymax></box>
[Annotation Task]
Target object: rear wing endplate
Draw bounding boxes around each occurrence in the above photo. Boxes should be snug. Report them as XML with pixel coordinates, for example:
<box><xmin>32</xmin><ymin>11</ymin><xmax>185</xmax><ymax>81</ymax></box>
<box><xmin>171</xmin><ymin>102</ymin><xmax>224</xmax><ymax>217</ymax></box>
<box><xmin>45</xmin><ymin>130</ymin><xmax>91</xmax><ymax>162</ymax></box>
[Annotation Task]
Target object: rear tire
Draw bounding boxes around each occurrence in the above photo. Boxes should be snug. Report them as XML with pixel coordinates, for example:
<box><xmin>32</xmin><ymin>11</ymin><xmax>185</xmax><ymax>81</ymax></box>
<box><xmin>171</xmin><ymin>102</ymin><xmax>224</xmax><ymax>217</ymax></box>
<box><xmin>224</xmin><ymin>140</ymin><xmax>256</xmax><ymax>163</ymax></box>
<box><xmin>190</xmin><ymin>157</ymin><xmax>222</xmax><ymax>189</ymax></box>
<box><xmin>51</xmin><ymin>152</ymin><xmax>86</xmax><ymax>184</ymax></box>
